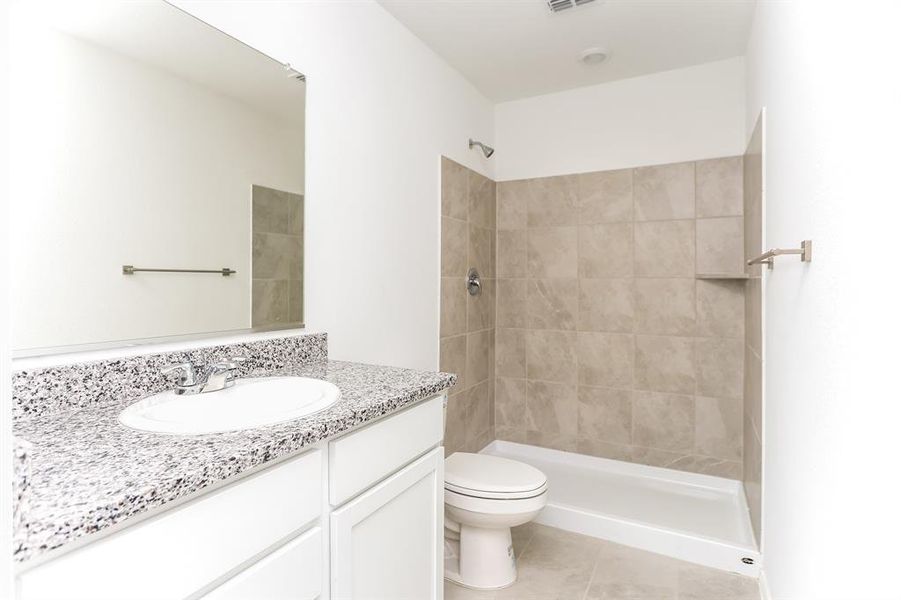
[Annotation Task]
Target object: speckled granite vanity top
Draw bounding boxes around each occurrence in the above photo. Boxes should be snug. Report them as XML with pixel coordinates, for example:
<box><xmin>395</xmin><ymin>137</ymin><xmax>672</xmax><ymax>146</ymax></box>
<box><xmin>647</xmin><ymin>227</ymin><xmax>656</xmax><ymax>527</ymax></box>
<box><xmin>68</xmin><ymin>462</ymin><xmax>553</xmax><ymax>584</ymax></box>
<box><xmin>12</xmin><ymin>338</ymin><xmax>454</xmax><ymax>564</ymax></box>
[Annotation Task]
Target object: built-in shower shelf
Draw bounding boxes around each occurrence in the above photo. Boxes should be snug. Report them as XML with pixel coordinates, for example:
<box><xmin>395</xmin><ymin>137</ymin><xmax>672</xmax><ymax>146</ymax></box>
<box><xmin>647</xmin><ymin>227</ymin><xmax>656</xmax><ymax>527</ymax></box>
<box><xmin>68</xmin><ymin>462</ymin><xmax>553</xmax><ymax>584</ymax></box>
<box><xmin>695</xmin><ymin>273</ymin><xmax>750</xmax><ymax>280</ymax></box>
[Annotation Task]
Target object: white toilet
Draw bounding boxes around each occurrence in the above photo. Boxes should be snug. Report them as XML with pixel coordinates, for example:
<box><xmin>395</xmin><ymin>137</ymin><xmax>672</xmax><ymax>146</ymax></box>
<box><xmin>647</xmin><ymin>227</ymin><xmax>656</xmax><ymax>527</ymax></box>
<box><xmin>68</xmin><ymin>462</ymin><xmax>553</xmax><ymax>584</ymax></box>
<box><xmin>443</xmin><ymin>452</ymin><xmax>548</xmax><ymax>590</ymax></box>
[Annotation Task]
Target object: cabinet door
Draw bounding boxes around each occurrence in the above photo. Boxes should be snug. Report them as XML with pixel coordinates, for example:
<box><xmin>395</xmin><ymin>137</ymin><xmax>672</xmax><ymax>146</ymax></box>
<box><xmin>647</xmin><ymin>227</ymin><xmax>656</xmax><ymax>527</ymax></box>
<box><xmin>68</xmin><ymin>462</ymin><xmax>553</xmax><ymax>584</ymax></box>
<box><xmin>330</xmin><ymin>448</ymin><xmax>443</xmax><ymax>600</ymax></box>
<box><xmin>202</xmin><ymin>527</ymin><xmax>322</xmax><ymax>600</ymax></box>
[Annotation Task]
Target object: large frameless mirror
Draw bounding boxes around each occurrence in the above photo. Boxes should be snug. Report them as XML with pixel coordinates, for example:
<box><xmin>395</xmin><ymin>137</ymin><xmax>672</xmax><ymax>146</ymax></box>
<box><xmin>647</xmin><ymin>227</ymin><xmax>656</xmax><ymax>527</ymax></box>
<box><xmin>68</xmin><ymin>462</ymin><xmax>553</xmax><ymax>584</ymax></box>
<box><xmin>9</xmin><ymin>0</ymin><xmax>306</xmax><ymax>355</ymax></box>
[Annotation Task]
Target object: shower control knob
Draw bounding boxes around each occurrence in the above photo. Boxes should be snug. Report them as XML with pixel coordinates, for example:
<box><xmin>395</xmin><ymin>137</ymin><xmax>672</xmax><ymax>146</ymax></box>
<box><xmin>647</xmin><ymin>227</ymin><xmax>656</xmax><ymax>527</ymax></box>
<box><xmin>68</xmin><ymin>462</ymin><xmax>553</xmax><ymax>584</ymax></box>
<box><xmin>467</xmin><ymin>268</ymin><xmax>482</xmax><ymax>296</ymax></box>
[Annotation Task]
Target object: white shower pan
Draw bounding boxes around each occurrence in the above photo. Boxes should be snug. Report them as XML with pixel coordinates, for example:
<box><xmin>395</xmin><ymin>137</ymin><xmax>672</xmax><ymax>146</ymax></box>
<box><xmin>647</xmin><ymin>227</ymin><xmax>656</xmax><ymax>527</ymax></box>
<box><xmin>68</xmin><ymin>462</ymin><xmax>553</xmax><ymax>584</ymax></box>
<box><xmin>481</xmin><ymin>441</ymin><xmax>760</xmax><ymax>577</ymax></box>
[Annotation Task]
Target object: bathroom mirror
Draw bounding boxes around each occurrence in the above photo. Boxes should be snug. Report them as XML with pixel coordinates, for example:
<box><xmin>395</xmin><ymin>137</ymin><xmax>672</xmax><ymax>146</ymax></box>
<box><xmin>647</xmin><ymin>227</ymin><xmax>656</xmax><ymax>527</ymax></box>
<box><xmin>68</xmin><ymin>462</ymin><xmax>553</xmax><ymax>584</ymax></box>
<box><xmin>9</xmin><ymin>1</ymin><xmax>306</xmax><ymax>355</ymax></box>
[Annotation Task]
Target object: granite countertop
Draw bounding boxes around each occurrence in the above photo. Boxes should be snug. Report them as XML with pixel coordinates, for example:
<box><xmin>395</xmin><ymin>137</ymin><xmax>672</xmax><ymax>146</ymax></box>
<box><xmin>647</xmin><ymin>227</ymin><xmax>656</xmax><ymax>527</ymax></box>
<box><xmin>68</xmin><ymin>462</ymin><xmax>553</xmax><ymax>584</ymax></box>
<box><xmin>12</xmin><ymin>360</ymin><xmax>455</xmax><ymax>564</ymax></box>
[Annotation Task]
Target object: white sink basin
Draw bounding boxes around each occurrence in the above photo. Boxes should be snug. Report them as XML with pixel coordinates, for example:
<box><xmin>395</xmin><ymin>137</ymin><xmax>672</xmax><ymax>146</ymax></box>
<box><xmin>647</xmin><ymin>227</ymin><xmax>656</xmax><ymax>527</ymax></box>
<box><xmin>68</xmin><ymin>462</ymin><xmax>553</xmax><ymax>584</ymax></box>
<box><xmin>118</xmin><ymin>376</ymin><xmax>340</xmax><ymax>434</ymax></box>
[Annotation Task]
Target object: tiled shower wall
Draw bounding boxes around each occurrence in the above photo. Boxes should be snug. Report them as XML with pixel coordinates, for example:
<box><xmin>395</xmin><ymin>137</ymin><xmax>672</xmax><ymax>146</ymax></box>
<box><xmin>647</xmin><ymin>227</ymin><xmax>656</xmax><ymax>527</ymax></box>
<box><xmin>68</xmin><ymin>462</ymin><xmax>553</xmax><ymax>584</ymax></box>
<box><xmin>439</xmin><ymin>157</ymin><xmax>497</xmax><ymax>455</ymax></box>
<box><xmin>493</xmin><ymin>158</ymin><xmax>747</xmax><ymax>479</ymax></box>
<box><xmin>743</xmin><ymin>117</ymin><xmax>764</xmax><ymax>539</ymax></box>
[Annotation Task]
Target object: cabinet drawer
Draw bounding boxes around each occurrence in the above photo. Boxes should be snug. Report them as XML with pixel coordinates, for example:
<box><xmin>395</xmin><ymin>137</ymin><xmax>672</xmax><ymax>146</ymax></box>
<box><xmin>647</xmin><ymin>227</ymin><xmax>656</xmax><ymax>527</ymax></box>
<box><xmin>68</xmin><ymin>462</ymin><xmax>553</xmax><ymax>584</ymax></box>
<box><xmin>18</xmin><ymin>449</ymin><xmax>322</xmax><ymax>600</ymax></box>
<box><xmin>329</xmin><ymin>396</ymin><xmax>444</xmax><ymax>506</ymax></box>
<box><xmin>203</xmin><ymin>527</ymin><xmax>322</xmax><ymax>600</ymax></box>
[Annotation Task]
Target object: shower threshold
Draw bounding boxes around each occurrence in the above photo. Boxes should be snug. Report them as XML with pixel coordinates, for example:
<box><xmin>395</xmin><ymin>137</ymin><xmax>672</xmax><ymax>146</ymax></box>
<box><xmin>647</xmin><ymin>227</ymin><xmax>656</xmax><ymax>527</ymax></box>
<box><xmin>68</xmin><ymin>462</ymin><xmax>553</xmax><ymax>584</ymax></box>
<box><xmin>481</xmin><ymin>441</ymin><xmax>760</xmax><ymax>577</ymax></box>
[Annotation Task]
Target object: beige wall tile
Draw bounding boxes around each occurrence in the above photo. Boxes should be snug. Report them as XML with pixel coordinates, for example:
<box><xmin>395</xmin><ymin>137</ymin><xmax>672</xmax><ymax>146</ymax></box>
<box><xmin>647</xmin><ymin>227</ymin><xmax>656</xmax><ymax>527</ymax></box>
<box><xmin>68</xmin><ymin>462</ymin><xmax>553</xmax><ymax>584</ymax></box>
<box><xmin>251</xmin><ymin>279</ymin><xmax>289</xmax><ymax>327</ymax></box>
<box><xmin>525</xmin><ymin>430</ymin><xmax>578</xmax><ymax>453</ymax></box>
<box><xmin>441</xmin><ymin>157</ymin><xmax>468</xmax><ymax>220</ymax></box>
<box><xmin>634</xmin><ymin>278</ymin><xmax>696</xmax><ymax>336</ymax></box>
<box><xmin>695</xmin><ymin>337</ymin><xmax>743</xmax><ymax>399</ymax></box>
<box><xmin>497</xmin><ymin>230</ymin><xmax>527</xmax><ymax>277</ymax></box>
<box><xmin>467</xmin><ymin>379</ymin><xmax>493</xmax><ymax>442</ymax></box>
<box><xmin>634</xmin><ymin>220</ymin><xmax>695</xmax><ymax>278</ymax></box>
<box><xmin>577</xmin><ymin>169</ymin><xmax>633</xmax><ymax>224</ymax></box>
<box><xmin>527</xmin><ymin>175</ymin><xmax>580</xmax><ymax>227</ymax></box>
<box><xmin>576</xmin><ymin>438</ymin><xmax>633</xmax><ymax>461</ymax></box>
<box><xmin>632</xmin><ymin>446</ymin><xmax>741</xmax><ymax>479</ymax></box>
<box><xmin>441</xmin><ymin>217</ymin><xmax>468</xmax><ymax>277</ymax></box>
<box><xmin>490</xmin><ymin>155</ymin><xmax>749</xmax><ymax>481</ymax></box>
<box><xmin>497</xmin><ymin>180</ymin><xmax>528</xmax><ymax>230</ymax></box>
<box><xmin>745</xmin><ymin>277</ymin><xmax>762</xmax><ymax>355</ymax></box>
<box><xmin>288</xmin><ymin>279</ymin><xmax>303</xmax><ymax>323</ymax></box>
<box><xmin>496</xmin><ymin>377</ymin><xmax>528</xmax><ymax>430</ymax></box>
<box><xmin>634</xmin><ymin>162</ymin><xmax>695</xmax><ymax>221</ymax></box>
<box><xmin>439</xmin><ymin>334</ymin><xmax>467</xmax><ymax>395</ymax></box>
<box><xmin>526</xmin><ymin>380</ymin><xmax>578</xmax><ymax>437</ymax></box>
<box><xmin>466</xmin><ymin>329</ymin><xmax>493</xmax><ymax>386</ymax></box>
<box><xmin>579</xmin><ymin>278</ymin><xmax>635</xmax><ymax>333</ymax></box>
<box><xmin>744</xmin><ymin>344</ymin><xmax>762</xmax><ymax>435</ymax></box>
<box><xmin>697</xmin><ymin>280</ymin><xmax>745</xmax><ymax>338</ymax></box>
<box><xmin>634</xmin><ymin>335</ymin><xmax>695</xmax><ymax>394</ymax></box>
<box><xmin>528</xmin><ymin>227</ymin><xmax>578</xmax><ymax>277</ymax></box>
<box><xmin>444</xmin><ymin>392</ymin><xmax>469</xmax><ymax>455</ymax></box>
<box><xmin>440</xmin><ymin>277</ymin><xmax>466</xmax><ymax>337</ymax></box>
<box><xmin>578</xmin><ymin>386</ymin><xmax>632</xmax><ymax>444</ymax></box>
<box><xmin>441</xmin><ymin>157</ymin><xmax>495</xmax><ymax>459</ymax></box>
<box><xmin>696</xmin><ymin>217</ymin><xmax>744</xmax><ymax>275</ymax></box>
<box><xmin>696</xmin><ymin>156</ymin><xmax>743</xmax><ymax>218</ymax></box>
<box><xmin>577</xmin><ymin>332</ymin><xmax>633</xmax><ymax>388</ymax></box>
<box><xmin>694</xmin><ymin>396</ymin><xmax>742</xmax><ymax>460</ymax></box>
<box><xmin>469</xmin><ymin>224</ymin><xmax>493</xmax><ymax>278</ymax></box>
<box><xmin>743</xmin><ymin>411</ymin><xmax>762</xmax><ymax>538</ymax></box>
<box><xmin>468</xmin><ymin>429</ymin><xmax>494</xmax><ymax>454</ymax></box>
<box><xmin>252</xmin><ymin>233</ymin><xmax>302</xmax><ymax>280</ymax></box>
<box><xmin>526</xmin><ymin>329</ymin><xmax>578</xmax><ymax>383</ymax></box>
<box><xmin>496</xmin><ymin>328</ymin><xmax>527</xmax><ymax>378</ymax></box>
<box><xmin>469</xmin><ymin>170</ymin><xmax>496</xmax><ymax>229</ymax></box>
<box><xmin>467</xmin><ymin>278</ymin><xmax>495</xmax><ymax>332</ymax></box>
<box><xmin>252</xmin><ymin>185</ymin><xmax>303</xmax><ymax>235</ymax></box>
<box><xmin>497</xmin><ymin>278</ymin><xmax>528</xmax><ymax>328</ymax></box>
<box><xmin>632</xmin><ymin>391</ymin><xmax>694</xmax><ymax>453</ymax></box>
<box><xmin>578</xmin><ymin>223</ymin><xmax>633</xmax><ymax>278</ymax></box>
<box><xmin>528</xmin><ymin>278</ymin><xmax>578</xmax><ymax>330</ymax></box>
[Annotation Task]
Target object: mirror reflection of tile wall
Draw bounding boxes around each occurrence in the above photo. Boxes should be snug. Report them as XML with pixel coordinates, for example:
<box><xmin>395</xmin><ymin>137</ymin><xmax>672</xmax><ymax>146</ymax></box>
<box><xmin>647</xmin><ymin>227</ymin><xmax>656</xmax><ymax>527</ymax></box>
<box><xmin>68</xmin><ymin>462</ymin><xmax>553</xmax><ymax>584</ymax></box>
<box><xmin>252</xmin><ymin>185</ymin><xmax>304</xmax><ymax>327</ymax></box>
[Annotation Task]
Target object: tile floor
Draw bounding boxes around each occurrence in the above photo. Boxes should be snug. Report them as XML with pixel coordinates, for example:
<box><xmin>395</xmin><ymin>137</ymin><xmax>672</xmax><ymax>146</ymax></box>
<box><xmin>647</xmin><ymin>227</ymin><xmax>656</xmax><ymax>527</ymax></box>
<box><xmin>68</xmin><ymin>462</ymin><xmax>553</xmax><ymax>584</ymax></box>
<box><xmin>445</xmin><ymin>524</ymin><xmax>759</xmax><ymax>600</ymax></box>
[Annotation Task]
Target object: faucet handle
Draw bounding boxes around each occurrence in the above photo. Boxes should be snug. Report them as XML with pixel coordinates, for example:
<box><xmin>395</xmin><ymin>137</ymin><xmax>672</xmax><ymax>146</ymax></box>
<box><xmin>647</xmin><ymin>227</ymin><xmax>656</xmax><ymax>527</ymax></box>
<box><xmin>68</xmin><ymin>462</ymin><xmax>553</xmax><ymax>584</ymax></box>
<box><xmin>161</xmin><ymin>362</ymin><xmax>198</xmax><ymax>385</ymax></box>
<box><xmin>209</xmin><ymin>355</ymin><xmax>248</xmax><ymax>372</ymax></box>
<box><xmin>211</xmin><ymin>355</ymin><xmax>247</xmax><ymax>370</ymax></box>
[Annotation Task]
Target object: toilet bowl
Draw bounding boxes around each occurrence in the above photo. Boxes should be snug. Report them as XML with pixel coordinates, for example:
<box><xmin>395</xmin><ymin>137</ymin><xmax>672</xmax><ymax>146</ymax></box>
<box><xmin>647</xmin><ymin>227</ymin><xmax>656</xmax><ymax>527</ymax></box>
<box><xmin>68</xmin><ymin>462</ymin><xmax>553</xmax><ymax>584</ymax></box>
<box><xmin>443</xmin><ymin>452</ymin><xmax>548</xmax><ymax>590</ymax></box>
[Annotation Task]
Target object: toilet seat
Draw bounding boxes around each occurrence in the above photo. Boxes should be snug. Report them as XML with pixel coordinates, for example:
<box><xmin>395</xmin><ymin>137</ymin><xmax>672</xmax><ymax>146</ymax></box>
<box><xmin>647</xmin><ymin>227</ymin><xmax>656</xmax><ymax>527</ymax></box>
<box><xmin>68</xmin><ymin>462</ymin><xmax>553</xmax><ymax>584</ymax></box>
<box><xmin>444</xmin><ymin>453</ymin><xmax>547</xmax><ymax>500</ymax></box>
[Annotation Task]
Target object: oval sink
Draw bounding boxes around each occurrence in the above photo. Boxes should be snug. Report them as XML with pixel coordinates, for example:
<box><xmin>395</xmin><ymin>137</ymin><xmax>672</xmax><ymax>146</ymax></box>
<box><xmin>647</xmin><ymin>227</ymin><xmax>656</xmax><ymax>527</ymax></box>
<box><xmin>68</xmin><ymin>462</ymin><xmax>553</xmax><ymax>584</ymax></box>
<box><xmin>118</xmin><ymin>377</ymin><xmax>340</xmax><ymax>435</ymax></box>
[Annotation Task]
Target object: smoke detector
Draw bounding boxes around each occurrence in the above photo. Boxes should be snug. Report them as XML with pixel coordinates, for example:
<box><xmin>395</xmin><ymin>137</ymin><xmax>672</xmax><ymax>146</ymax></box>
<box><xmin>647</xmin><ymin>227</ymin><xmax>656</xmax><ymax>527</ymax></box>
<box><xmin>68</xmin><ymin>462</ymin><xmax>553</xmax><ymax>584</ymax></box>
<box><xmin>547</xmin><ymin>0</ymin><xmax>598</xmax><ymax>13</ymax></box>
<box><xmin>579</xmin><ymin>47</ymin><xmax>610</xmax><ymax>65</ymax></box>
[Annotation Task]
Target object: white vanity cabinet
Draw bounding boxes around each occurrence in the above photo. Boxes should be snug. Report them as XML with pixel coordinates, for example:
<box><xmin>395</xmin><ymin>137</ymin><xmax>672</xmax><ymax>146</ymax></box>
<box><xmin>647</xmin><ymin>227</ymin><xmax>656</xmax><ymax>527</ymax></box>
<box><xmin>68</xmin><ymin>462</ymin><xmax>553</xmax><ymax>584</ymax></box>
<box><xmin>330</xmin><ymin>448</ymin><xmax>443</xmax><ymax>600</ymax></box>
<box><xmin>16</xmin><ymin>395</ymin><xmax>446</xmax><ymax>600</ymax></box>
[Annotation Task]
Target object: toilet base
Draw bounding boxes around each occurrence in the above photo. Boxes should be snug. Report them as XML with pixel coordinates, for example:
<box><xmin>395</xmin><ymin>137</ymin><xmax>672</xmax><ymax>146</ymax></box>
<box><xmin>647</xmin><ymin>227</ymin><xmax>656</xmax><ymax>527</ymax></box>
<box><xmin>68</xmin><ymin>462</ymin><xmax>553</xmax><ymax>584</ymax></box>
<box><xmin>444</xmin><ymin>525</ymin><xmax>517</xmax><ymax>590</ymax></box>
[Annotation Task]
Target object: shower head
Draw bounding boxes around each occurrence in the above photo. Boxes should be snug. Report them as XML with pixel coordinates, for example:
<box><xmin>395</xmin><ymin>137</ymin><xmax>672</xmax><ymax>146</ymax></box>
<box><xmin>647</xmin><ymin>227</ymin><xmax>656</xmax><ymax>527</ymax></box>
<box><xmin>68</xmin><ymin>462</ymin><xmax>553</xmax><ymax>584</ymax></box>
<box><xmin>469</xmin><ymin>138</ymin><xmax>495</xmax><ymax>158</ymax></box>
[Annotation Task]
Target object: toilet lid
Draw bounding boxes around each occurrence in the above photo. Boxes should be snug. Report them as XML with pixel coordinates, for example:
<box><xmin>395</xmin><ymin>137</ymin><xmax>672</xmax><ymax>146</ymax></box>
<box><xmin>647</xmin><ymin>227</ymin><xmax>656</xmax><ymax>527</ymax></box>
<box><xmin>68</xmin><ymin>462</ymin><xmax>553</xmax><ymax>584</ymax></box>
<box><xmin>444</xmin><ymin>453</ymin><xmax>547</xmax><ymax>496</ymax></box>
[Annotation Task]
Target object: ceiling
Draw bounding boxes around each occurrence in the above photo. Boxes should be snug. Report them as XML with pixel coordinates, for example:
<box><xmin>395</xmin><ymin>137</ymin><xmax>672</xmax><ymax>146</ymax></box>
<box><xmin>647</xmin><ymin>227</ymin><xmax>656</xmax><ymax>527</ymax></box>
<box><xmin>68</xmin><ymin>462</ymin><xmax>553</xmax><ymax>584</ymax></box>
<box><xmin>39</xmin><ymin>1</ymin><xmax>305</xmax><ymax>124</ymax></box>
<box><xmin>378</xmin><ymin>0</ymin><xmax>755</xmax><ymax>102</ymax></box>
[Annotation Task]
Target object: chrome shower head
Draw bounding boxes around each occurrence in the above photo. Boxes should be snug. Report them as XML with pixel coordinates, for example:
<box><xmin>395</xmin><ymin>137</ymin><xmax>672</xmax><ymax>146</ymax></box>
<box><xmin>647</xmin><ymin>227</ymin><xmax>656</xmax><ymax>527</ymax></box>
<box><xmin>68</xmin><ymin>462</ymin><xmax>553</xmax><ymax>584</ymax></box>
<box><xmin>469</xmin><ymin>138</ymin><xmax>495</xmax><ymax>158</ymax></box>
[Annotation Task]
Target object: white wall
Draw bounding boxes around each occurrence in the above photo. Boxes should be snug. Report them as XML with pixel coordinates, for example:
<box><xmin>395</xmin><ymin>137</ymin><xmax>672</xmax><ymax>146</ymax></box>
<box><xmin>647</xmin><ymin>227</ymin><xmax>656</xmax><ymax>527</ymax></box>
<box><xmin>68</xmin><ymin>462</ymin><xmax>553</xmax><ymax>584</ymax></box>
<box><xmin>9</xmin><ymin>18</ymin><xmax>303</xmax><ymax>350</ymax></box>
<box><xmin>494</xmin><ymin>57</ymin><xmax>745</xmax><ymax>181</ymax></box>
<box><xmin>1</xmin><ymin>1</ymin><xmax>13</xmax><ymax>594</ymax></box>
<box><xmin>745</xmin><ymin>2</ymin><xmax>901</xmax><ymax>598</ymax></box>
<box><xmin>175</xmin><ymin>0</ymin><xmax>495</xmax><ymax>371</ymax></box>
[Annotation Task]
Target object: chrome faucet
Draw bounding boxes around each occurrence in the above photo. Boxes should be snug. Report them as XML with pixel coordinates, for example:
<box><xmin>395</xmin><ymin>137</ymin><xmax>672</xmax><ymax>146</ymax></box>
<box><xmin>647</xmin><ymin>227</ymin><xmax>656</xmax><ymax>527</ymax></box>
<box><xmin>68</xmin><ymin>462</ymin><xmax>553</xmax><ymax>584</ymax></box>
<box><xmin>162</xmin><ymin>356</ymin><xmax>248</xmax><ymax>395</ymax></box>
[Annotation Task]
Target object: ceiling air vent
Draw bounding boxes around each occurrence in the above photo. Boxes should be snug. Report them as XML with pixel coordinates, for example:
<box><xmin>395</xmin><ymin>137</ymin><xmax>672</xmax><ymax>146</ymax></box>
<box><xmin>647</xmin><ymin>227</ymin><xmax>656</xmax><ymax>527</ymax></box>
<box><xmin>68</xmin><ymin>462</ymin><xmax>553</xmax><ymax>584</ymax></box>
<box><xmin>547</xmin><ymin>0</ymin><xmax>596</xmax><ymax>13</ymax></box>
